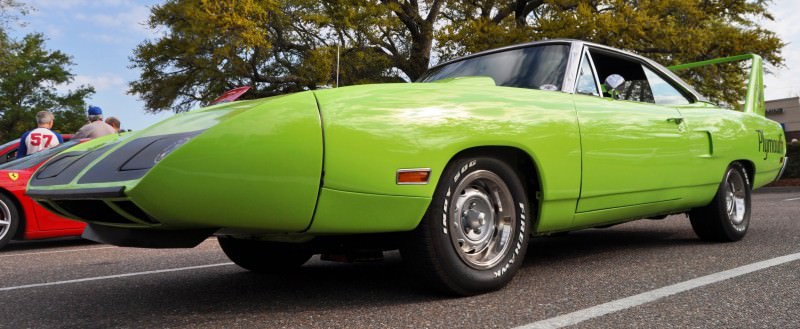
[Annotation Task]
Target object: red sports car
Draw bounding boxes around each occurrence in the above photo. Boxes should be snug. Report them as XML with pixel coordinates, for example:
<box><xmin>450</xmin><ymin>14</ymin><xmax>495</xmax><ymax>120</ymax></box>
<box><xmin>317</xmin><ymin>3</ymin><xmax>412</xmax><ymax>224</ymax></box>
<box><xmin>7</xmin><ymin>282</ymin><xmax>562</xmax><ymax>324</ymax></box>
<box><xmin>0</xmin><ymin>139</ymin><xmax>86</xmax><ymax>249</ymax></box>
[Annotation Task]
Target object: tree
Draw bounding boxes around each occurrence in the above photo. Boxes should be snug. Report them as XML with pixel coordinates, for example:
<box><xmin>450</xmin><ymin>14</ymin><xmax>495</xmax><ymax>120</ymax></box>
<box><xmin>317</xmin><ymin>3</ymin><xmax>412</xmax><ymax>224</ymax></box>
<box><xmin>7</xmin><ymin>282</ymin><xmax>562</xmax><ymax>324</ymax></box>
<box><xmin>130</xmin><ymin>0</ymin><xmax>417</xmax><ymax>113</ymax></box>
<box><xmin>436</xmin><ymin>0</ymin><xmax>783</xmax><ymax>107</ymax></box>
<box><xmin>130</xmin><ymin>0</ymin><xmax>784</xmax><ymax>113</ymax></box>
<box><xmin>0</xmin><ymin>31</ymin><xmax>94</xmax><ymax>141</ymax></box>
<box><xmin>0</xmin><ymin>0</ymin><xmax>30</xmax><ymax>28</ymax></box>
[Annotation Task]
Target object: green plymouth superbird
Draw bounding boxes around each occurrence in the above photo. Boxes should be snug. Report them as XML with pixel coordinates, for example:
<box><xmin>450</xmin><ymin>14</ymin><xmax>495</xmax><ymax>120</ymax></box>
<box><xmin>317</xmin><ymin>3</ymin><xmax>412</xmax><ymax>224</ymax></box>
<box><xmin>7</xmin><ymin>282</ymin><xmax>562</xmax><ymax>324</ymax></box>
<box><xmin>26</xmin><ymin>40</ymin><xmax>786</xmax><ymax>295</ymax></box>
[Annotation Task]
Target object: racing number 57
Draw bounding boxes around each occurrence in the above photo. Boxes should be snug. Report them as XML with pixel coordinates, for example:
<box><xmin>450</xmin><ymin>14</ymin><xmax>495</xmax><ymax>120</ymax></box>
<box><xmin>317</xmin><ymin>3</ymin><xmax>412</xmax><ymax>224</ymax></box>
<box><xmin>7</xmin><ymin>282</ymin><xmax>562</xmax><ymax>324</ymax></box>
<box><xmin>30</xmin><ymin>133</ymin><xmax>53</xmax><ymax>147</ymax></box>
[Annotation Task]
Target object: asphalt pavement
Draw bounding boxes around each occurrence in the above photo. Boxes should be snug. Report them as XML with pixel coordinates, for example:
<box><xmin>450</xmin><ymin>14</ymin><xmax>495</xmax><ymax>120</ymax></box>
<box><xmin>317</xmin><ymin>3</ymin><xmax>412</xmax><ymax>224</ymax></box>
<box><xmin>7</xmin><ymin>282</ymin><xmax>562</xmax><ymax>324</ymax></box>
<box><xmin>1</xmin><ymin>187</ymin><xmax>799</xmax><ymax>328</ymax></box>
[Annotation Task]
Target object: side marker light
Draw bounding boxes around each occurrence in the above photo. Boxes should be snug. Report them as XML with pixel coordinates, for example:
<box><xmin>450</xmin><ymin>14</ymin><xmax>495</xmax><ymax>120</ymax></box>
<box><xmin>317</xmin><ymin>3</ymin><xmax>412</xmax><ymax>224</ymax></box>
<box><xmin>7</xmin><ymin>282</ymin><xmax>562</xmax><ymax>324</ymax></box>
<box><xmin>396</xmin><ymin>169</ymin><xmax>431</xmax><ymax>185</ymax></box>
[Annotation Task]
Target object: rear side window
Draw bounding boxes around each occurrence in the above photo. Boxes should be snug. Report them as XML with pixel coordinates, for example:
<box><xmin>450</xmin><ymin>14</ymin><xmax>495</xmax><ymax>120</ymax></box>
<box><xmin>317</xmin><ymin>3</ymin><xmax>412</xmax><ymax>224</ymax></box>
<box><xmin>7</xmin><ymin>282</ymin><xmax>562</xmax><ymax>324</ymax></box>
<box><xmin>421</xmin><ymin>45</ymin><xmax>570</xmax><ymax>91</ymax></box>
<box><xmin>643</xmin><ymin>66</ymin><xmax>691</xmax><ymax>105</ymax></box>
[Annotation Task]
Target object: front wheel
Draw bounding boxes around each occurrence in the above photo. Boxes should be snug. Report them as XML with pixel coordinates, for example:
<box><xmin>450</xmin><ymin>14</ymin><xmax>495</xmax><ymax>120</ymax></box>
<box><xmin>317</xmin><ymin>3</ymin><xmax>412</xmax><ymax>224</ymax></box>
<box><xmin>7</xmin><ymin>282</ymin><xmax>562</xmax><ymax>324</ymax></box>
<box><xmin>218</xmin><ymin>237</ymin><xmax>313</xmax><ymax>273</ymax></box>
<box><xmin>689</xmin><ymin>163</ymin><xmax>751</xmax><ymax>242</ymax></box>
<box><xmin>0</xmin><ymin>194</ymin><xmax>20</xmax><ymax>249</ymax></box>
<box><xmin>402</xmin><ymin>157</ymin><xmax>531</xmax><ymax>296</ymax></box>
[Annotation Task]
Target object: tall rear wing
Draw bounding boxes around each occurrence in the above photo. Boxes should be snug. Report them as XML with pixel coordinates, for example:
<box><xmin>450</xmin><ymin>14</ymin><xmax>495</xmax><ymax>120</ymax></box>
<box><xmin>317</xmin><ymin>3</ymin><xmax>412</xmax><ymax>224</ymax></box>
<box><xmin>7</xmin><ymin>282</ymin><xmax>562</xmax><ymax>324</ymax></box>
<box><xmin>668</xmin><ymin>54</ymin><xmax>765</xmax><ymax>116</ymax></box>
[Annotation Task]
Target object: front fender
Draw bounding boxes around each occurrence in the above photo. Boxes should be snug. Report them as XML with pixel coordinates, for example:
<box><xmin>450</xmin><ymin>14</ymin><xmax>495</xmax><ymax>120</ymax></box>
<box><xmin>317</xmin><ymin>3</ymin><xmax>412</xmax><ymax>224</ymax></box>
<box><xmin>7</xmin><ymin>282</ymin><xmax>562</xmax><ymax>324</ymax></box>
<box><xmin>128</xmin><ymin>91</ymin><xmax>324</xmax><ymax>231</ymax></box>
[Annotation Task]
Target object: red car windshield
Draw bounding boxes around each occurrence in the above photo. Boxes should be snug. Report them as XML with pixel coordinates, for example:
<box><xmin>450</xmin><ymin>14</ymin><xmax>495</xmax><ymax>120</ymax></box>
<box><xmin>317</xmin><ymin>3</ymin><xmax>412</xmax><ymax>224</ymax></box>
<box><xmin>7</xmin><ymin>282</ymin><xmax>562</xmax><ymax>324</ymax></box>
<box><xmin>0</xmin><ymin>140</ymin><xmax>80</xmax><ymax>170</ymax></box>
<box><xmin>0</xmin><ymin>139</ymin><xmax>18</xmax><ymax>151</ymax></box>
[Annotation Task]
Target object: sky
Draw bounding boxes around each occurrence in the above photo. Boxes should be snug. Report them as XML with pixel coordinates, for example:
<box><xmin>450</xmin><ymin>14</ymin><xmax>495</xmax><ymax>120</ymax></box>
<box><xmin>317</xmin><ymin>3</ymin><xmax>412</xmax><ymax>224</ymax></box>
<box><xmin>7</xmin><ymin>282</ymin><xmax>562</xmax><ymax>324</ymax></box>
<box><xmin>7</xmin><ymin>0</ymin><xmax>800</xmax><ymax>131</ymax></box>
<box><xmin>9</xmin><ymin>0</ymin><xmax>169</xmax><ymax>131</ymax></box>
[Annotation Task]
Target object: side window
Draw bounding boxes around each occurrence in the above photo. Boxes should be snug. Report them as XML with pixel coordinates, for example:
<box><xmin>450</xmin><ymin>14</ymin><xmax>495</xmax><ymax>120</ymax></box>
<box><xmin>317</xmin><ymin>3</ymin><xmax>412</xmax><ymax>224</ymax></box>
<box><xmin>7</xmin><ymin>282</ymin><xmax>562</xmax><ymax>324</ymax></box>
<box><xmin>589</xmin><ymin>49</ymin><xmax>692</xmax><ymax>105</ymax></box>
<box><xmin>576</xmin><ymin>53</ymin><xmax>600</xmax><ymax>96</ymax></box>
<box><xmin>590</xmin><ymin>50</ymin><xmax>652</xmax><ymax>103</ymax></box>
<box><xmin>617</xmin><ymin>72</ymin><xmax>655</xmax><ymax>103</ymax></box>
<box><xmin>643</xmin><ymin>66</ymin><xmax>690</xmax><ymax>105</ymax></box>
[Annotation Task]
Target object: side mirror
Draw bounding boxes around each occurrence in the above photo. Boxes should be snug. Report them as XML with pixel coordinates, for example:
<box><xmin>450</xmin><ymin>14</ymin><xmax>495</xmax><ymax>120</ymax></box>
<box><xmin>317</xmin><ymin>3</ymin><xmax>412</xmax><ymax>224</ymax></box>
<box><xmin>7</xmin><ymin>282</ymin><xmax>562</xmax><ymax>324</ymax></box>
<box><xmin>603</xmin><ymin>74</ymin><xmax>625</xmax><ymax>99</ymax></box>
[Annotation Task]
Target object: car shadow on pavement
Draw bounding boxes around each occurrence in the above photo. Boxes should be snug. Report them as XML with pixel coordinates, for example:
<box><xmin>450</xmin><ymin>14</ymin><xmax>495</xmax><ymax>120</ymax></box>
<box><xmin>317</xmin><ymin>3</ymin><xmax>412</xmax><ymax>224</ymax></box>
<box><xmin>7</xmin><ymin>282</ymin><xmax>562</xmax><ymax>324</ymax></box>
<box><xmin>15</xmin><ymin>254</ymin><xmax>450</xmax><ymax>327</ymax></box>
<box><xmin>524</xmin><ymin>218</ymin><xmax>706</xmax><ymax>267</ymax></box>
<box><xmin>3</xmin><ymin>237</ymin><xmax>97</xmax><ymax>252</ymax></box>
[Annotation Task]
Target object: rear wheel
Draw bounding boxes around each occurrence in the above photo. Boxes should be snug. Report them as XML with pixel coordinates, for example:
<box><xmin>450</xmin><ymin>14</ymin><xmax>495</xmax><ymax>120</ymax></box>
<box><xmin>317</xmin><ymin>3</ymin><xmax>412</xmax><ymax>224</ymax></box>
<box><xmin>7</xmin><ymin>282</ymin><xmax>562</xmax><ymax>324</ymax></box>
<box><xmin>0</xmin><ymin>194</ymin><xmax>20</xmax><ymax>249</ymax></box>
<box><xmin>218</xmin><ymin>237</ymin><xmax>313</xmax><ymax>273</ymax></box>
<box><xmin>689</xmin><ymin>163</ymin><xmax>751</xmax><ymax>242</ymax></box>
<box><xmin>402</xmin><ymin>157</ymin><xmax>530</xmax><ymax>296</ymax></box>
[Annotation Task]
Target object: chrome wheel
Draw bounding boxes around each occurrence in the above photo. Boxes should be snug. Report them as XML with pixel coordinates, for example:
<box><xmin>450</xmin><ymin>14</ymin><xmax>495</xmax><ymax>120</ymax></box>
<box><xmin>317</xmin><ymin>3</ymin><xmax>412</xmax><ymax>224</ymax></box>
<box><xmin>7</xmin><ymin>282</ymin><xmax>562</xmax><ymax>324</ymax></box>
<box><xmin>449</xmin><ymin>170</ymin><xmax>516</xmax><ymax>269</ymax></box>
<box><xmin>0</xmin><ymin>199</ymin><xmax>11</xmax><ymax>242</ymax></box>
<box><xmin>725</xmin><ymin>169</ymin><xmax>747</xmax><ymax>228</ymax></box>
<box><xmin>0</xmin><ymin>194</ymin><xmax>18</xmax><ymax>249</ymax></box>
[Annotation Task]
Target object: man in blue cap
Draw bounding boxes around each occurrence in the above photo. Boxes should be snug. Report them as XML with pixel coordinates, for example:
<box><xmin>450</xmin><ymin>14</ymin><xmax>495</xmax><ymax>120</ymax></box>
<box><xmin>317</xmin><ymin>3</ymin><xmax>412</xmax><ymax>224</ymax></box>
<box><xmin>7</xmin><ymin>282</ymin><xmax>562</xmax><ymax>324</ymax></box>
<box><xmin>73</xmin><ymin>105</ymin><xmax>116</xmax><ymax>139</ymax></box>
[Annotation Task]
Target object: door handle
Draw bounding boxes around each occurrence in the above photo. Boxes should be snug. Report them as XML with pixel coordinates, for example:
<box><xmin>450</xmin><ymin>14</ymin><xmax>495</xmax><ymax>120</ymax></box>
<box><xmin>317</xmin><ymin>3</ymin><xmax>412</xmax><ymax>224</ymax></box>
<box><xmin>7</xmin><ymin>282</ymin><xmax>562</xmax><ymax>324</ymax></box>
<box><xmin>666</xmin><ymin>117</ymin><xmax>684</xmax><ymax>124</ymax></box>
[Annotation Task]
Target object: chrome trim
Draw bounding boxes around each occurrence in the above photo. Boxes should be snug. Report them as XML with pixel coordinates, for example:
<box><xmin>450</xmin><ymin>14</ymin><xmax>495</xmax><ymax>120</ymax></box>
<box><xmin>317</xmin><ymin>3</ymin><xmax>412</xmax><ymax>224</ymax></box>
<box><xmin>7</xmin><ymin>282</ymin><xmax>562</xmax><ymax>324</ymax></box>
<box><xmin>0</xmin><ymin>197</ymin><xmax>12</xmax><ymax>242</ymax></box>
<box><xmin>571</xmin><ymin>45</ymin><xmax>604</xmax><ymax>97</ymax></box>
<box><xmin>396</xmin><ymin>168</ymin><xmax>432</xmax><ymax>185</ymax></box>
<box><xmin>561</xmin><ymin>41</ymin><xmax>584</xmax><ymax>94</ymax></box>
<box><xmin>724</xmin><ymin>168</ymin><xmax>747</xmax><ymax>227</ymax></box>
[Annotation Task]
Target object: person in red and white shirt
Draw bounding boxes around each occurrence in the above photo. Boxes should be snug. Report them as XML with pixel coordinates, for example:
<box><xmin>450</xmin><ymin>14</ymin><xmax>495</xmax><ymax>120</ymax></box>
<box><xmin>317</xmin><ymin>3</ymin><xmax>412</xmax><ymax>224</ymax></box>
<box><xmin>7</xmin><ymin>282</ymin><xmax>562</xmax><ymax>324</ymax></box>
<box><xmin>17</xmin><ymin>111</ymin><xmax>63</xmax><ymax>159</ymax></box>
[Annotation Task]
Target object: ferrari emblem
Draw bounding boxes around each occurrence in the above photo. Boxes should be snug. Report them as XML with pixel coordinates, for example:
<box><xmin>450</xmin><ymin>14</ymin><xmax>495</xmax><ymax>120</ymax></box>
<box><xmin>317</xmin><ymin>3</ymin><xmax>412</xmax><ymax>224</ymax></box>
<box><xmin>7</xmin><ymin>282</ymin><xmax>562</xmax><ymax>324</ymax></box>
<box><xmin>8</xmin><ymin>173</ymin><xmax>18</xmax><ymax>181</ymax></box>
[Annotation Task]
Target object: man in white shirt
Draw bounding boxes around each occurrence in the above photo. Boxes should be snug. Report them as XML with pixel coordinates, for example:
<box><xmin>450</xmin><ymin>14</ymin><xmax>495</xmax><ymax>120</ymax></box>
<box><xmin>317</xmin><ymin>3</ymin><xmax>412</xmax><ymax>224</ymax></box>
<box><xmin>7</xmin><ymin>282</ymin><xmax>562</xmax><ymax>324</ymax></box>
<box><xmin>73</xmin><ymin>106</ymin><xmax>116</xmax><ymax>139</ymax></box>
<box><xmin>17</xmin><ymin>111</ymin><xmax>63</xmax><ymax>159</ymax></box>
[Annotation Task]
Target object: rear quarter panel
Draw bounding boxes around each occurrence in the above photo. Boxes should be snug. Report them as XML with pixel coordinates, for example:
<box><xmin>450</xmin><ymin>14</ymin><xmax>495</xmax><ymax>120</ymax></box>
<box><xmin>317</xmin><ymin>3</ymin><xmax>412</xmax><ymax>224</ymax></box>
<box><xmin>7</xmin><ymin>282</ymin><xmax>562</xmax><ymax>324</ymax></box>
<box><xmin>678</xmin><ymin>103</ymin><xmax>785</xmax><ymax>199</ymax></box>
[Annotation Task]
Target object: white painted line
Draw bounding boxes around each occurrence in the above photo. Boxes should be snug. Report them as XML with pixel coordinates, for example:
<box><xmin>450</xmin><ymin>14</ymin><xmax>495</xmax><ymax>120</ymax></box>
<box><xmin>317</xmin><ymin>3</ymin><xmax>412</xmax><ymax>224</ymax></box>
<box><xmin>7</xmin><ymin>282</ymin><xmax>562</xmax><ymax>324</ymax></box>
<box><xmin>0</xmin><ymin>262</ymin><xmax>234</xmax><ymax>292</ymax></box>
<box><xmin>0</xmin><ymin>246</ymin><xmax>117</xmax><ymax>258</ymax></box>
<box><xmin>514</xmin><ymin>252</ymin><xmax>800</xmax><ymax>329</ymax></box>
<box><xmin>783</xmin><ymin>197</ymin><xmax>800</xmax><ymax>201</ymax></box>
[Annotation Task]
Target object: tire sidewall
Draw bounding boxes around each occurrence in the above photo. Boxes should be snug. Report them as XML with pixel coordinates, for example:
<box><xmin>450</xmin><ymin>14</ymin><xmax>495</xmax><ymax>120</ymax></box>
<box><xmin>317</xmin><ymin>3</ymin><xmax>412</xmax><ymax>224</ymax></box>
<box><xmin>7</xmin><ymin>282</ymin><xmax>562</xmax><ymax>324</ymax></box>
<box><xmin>0</xmin><ymin>194</ymin><xmax>19</xmax><ymax>248</ymax></box>
<box><xmin>427</xmin><ymin>157</ymin><xmax>530</xmax><ymax>293</ymax></box>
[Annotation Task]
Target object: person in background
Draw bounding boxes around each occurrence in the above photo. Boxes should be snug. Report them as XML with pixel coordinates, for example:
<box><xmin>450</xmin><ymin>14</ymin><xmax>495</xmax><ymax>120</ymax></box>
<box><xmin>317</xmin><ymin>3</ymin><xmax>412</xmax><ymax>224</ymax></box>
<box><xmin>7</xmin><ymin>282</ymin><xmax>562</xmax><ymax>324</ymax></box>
<box><xmin>73</xmin><ymin>105</ymin><xmax>116</xmax><ymax>139</ymax></box>
<box><xmin>17</xmin><ymin>111</ymin><xmax>63</xmax><ymax>159</ymax></box>
<box><xmin>105</xmin><ymin>116</ymin><xmax>121</xmax><ymax>133</ymax></box>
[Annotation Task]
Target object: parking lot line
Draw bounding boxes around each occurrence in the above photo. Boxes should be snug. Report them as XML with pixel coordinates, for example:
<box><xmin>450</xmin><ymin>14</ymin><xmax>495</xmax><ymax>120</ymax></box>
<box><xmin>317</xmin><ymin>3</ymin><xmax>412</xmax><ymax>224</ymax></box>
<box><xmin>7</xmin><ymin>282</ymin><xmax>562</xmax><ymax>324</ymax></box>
<box><xmin>783</xmin><ymin>197</ymin><xmax>800</xmax><ymax>201</ymax></box>
<box><xmin>514</xmin><ymin>251</ymin><xmax>800</xmax><ymax>329</ymax></box>
<box><xmin>0</xmin><ymin>262</ymin><xmax>234</xmax><ymax>292</ymax></box>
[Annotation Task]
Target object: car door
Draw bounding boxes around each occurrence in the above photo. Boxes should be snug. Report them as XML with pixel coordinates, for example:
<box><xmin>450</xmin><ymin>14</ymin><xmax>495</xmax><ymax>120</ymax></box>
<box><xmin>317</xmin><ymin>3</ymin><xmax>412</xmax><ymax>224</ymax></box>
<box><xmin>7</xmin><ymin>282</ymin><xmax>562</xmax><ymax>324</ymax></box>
<box><xmin>572</xmin><ymin>48</ymin><xmax>692</xmax><ymax>223</ymax></box>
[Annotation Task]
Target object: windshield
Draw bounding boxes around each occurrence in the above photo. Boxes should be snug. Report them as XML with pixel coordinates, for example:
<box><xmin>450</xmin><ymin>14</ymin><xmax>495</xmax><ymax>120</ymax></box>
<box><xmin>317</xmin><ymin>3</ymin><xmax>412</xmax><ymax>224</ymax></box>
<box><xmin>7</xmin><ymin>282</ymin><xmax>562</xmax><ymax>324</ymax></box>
<box><xmin>419</xmin><ymin>44</ymin><xmax>570</xmax><ymax>91</ymax></box>
<box><xmin>0</xmin><ymin>140</ymin><xmax>80</xmax><ymax>170</ymax></box>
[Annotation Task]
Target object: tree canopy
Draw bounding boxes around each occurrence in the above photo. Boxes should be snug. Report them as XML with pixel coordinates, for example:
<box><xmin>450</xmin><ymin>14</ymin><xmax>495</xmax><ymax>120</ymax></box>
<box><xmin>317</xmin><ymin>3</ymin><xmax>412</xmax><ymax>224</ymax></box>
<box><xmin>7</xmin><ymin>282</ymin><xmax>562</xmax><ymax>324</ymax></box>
<box><xmin>0</xmin><ymin>0</ymin><xmax>95</xmax><ymax>141</ymax></box>
<box><xmin>0</xmin><ymin>0</ymin><xmax>29</xmax><ymax>28</ymax></box>
<box><xmin>130</xmin><ymin>0</ymin><xmax>784</xmax><ymax>113</ymax></box>
<box><xmin>0</xmin><ymin>31</ymin><xmax>94</xmax><ymax>141</ymax></box>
